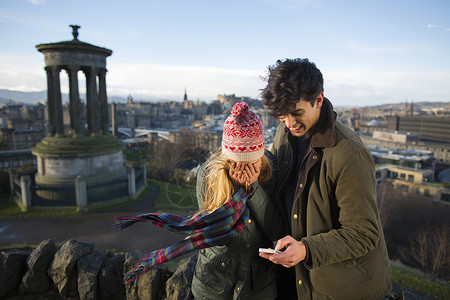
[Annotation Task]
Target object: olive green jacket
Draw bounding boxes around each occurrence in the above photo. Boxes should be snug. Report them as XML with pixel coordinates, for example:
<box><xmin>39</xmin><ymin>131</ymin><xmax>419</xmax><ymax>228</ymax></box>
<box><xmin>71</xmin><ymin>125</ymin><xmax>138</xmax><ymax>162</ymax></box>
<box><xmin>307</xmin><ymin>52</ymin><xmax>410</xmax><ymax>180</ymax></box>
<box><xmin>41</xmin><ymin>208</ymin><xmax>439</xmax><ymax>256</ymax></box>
<box><xmin>191</xmin><ymin>164</ymin><xmax>285</xmax><ymax>300</ymax></box>
<box><xmin>270</xmin><ymin>98</ymin><xmax>392</xmax><ymax>300</ymax></box>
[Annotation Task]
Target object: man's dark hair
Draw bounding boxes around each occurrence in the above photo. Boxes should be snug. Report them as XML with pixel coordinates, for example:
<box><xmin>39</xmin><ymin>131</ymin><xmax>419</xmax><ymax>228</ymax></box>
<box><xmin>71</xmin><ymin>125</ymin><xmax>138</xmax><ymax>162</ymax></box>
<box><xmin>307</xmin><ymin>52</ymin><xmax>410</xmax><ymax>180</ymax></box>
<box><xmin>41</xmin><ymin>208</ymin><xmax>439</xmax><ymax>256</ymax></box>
<box><xmin>261</xmin><ymin>58</ymin><xmax>324</xmax><ymax>117</ymax></box>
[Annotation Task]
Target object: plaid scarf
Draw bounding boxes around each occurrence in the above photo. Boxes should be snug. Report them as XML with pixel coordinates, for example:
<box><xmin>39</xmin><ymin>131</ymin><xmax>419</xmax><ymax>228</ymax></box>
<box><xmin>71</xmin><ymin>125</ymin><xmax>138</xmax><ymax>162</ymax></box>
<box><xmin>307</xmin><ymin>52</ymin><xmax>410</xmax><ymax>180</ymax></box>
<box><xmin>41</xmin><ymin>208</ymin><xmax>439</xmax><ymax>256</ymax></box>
<box><xmin>113</xmin><ymin>188</ymin><xmax>249</xmax><ymax>283</ymax></box>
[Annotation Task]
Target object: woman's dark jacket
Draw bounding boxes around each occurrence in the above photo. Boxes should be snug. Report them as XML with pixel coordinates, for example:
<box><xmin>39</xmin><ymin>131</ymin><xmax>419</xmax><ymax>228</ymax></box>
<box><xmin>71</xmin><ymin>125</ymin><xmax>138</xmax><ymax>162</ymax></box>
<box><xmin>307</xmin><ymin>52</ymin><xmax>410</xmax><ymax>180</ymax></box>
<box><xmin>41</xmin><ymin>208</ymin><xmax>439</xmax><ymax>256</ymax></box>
<box><xmin>191</xmin><ymin>162</ymin><xmax>284</xmax><ymax>300</ymax></box>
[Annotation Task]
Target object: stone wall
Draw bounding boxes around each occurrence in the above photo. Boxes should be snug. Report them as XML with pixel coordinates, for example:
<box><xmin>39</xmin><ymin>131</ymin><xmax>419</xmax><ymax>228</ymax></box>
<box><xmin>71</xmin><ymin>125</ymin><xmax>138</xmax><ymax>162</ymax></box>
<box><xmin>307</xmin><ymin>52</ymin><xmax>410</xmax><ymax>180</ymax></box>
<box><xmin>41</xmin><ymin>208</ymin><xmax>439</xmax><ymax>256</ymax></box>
<box><xmin>0</xmin><ymin>239</ymin><xmax>196</xmax><ymax>300</ymax></box>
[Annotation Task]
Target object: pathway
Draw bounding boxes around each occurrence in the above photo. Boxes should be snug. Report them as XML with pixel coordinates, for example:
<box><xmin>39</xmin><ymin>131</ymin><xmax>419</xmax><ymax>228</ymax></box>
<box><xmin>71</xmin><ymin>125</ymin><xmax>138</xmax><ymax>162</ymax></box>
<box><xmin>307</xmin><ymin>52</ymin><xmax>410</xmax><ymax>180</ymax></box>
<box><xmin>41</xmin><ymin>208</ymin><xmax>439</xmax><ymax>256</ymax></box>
<box><xmin>0</xmin><ymin>184</ymin><xmax>183</xmax><ymax>253</ymax></box>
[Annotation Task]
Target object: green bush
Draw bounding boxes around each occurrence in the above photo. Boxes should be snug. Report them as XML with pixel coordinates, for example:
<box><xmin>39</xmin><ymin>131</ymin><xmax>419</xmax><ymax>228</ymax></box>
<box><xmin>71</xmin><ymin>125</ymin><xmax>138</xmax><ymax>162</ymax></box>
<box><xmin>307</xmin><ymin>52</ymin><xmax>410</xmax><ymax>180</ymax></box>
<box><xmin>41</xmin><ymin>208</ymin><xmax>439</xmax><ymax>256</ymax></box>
<box><xmin>391</xmin><ymin>265</ymin><xmax>450</xmax><ymax>300</ymax></box>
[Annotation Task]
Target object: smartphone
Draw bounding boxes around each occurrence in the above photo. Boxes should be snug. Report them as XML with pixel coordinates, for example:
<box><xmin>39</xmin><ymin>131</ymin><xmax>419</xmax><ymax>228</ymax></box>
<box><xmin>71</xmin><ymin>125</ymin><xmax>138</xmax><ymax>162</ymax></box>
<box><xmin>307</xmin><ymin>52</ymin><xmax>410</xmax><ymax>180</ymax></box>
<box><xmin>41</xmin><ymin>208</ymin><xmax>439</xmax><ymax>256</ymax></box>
<box><xmin>259</xmin><ymin>248</ymin><xmax>282</xmax><ymax>254</ymax></box>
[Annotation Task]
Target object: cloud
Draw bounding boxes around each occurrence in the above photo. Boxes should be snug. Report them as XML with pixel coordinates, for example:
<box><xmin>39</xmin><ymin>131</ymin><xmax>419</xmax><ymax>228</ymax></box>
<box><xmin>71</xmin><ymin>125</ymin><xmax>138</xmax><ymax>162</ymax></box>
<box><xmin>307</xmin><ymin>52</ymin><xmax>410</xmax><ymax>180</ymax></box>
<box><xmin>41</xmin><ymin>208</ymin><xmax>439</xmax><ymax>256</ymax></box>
<box><xmin>0</xmin><ymin>53</ymin><xmax>46</xmax><ymax>92</ymax></box>
<box><xmin>325</xmin><ymin>68</ymin><xmax>450</xmax><ymax>106</ymax></box>
<box><xmin>29</xmin><ymin>0</ymin><xmax>46</xmax><ymax>5</ymax></box>
<box><xmin>106</xmin><ymin>62</ymin><xmax>262</xmax><ymax>101</ymax></box>
<box><xmin>445</xmin><ymin>28</ymin><xmax>450</xmax><ymax>32</ymax></box>
<box><xmin>427</xmin><ymin>24</ymin><xmax>439</xmax><ymax>29</ymax></box>
<box><xmin>2</xmin><ymin>53</ymin><xmax>449</xmax><ymax>107</ymax></box>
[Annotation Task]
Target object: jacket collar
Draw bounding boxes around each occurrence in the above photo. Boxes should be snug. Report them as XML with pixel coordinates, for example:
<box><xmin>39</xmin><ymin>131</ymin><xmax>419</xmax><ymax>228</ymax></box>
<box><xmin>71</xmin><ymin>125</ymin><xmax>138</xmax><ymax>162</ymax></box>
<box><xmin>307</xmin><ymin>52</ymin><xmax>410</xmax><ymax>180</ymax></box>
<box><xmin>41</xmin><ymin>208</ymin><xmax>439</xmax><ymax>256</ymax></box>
<box><xmin>284</xmin><ymin>97</ymin><xmax>336</xmax><ymax>149</ymax></box>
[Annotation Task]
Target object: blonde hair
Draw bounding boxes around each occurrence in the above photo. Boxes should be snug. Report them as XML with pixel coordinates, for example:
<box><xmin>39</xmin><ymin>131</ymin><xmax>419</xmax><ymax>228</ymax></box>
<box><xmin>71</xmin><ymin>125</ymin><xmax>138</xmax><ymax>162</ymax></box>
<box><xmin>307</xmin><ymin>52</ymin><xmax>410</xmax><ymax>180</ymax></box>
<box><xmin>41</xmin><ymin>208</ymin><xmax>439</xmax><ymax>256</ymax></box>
<box><xmin>198</xmin><ymin>150</ymin><xmax>272</xmax><ymax>214</ymax></box>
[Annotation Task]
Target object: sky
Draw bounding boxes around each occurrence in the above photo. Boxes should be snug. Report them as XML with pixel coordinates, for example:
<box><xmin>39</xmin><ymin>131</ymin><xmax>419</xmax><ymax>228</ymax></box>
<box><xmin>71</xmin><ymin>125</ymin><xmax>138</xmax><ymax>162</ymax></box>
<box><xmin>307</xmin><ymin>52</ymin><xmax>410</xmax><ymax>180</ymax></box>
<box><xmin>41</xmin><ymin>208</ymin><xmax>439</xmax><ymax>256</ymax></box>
<box><xmin>0</xmin><ymin>0</ymin><xmax>449</xmax><ymax>107</ymax></box>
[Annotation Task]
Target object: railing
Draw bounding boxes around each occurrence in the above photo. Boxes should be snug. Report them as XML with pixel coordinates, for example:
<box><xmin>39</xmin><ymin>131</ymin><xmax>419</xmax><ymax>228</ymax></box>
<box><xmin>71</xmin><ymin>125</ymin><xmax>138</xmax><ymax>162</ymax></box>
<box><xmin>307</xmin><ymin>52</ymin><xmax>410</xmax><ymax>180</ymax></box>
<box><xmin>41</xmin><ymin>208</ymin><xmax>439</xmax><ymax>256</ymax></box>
<box><xmin>9</xmin><ymin>163</ymin><xmax>147</xmax><ymax>212</ymax></box>
<box><xmin>86</xmin><ymin>177</ymin><xmax>129</xmax><ymax>204</ymax></box>
<box><xmin>31</xmin><ymin>185</ymin><xmax>77</xmax><ymax>207</ymax></box>
<box><xmin>134</xmin><ymin>165</ymin><xmax>145</xmax><ymax>190</ymax></box>
<box><xmin>12</xmin><ymin>177</ymin><xmax>22</xmax><ymax>200</ymax></box>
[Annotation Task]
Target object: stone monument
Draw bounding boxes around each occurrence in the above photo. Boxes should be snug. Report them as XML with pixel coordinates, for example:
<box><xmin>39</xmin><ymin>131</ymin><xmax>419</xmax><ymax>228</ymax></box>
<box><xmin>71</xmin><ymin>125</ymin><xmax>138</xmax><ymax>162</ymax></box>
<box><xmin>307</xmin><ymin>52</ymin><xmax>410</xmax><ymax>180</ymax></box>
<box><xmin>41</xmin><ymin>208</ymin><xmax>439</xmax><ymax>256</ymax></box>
<box><xmin>32</xmin><ymin>25</ymin><xmax>128</xmax><ymax>209</ymax></box>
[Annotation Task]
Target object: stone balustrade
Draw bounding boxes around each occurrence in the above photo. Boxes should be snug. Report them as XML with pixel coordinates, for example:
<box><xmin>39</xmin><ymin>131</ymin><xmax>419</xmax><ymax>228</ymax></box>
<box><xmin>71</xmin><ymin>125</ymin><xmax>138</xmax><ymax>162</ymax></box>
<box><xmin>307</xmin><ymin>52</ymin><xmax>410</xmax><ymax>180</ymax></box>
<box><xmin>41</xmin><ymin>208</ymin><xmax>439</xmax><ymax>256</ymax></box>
<box><xmin>0</xmin><ymin>239</ymin><xmax>196</xmax><ymax>300</ymax></box>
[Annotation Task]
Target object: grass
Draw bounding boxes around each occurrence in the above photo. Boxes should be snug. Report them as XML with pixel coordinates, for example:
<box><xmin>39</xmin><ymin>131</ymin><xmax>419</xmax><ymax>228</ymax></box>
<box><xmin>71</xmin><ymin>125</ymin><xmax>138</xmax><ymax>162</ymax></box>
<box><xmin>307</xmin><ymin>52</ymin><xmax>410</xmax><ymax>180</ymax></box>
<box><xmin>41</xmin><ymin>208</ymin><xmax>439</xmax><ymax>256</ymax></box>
<box><xmin>0</xmin><ymin>193</ymin><xmax>22</xmax><ymax>216</ymax></box>
<box><xmin>0</xmin><ymin>186</ymin><xmax>149</xmax><ymax>218</ymax></box>
<box><xmin>149</xmin><ymin>179</ymin><xmax>198</xmax><ymax>215</ymax></box>
<box><xmin>391</xmin><ymin>264</ymin><xmax>450</xmax><ymax>300</ymax></box>
<box><xmin>0</xmin><ymin>193</ymin><xmax>80</xmax><ymax>218</ymax></box>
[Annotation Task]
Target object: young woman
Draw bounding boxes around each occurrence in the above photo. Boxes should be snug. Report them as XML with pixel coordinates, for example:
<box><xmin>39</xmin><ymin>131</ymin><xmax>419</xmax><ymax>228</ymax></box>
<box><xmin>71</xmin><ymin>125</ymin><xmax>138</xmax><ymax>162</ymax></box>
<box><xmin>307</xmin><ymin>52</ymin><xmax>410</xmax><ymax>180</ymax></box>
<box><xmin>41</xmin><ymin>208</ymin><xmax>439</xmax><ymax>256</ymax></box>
<box><xmin>115</xmin><ymin>102</ymin><xmax>283</xmax><ymax>299</ymax></box>
<box><xmin>191</xmin><ymin>102</ymin><xmax>284</xmax><ymax>300</ymax></box>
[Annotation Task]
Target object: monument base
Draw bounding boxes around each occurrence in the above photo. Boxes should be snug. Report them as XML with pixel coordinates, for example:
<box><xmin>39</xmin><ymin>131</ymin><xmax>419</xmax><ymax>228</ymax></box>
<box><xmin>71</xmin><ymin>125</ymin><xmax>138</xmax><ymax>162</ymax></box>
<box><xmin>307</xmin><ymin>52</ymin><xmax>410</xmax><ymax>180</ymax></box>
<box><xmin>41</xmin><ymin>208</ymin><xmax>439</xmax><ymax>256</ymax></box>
<box><xmin>31</xmin><ymin>135</ymin><xmax>128</xmax><ymax>207</ymax></box>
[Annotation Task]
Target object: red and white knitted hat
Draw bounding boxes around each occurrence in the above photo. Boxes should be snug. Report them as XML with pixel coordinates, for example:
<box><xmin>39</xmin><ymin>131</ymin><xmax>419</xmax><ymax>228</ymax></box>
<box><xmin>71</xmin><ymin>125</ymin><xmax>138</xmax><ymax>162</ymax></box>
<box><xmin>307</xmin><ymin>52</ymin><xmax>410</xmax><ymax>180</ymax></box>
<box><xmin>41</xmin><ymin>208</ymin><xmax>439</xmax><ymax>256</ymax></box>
<box><xmin>222</xmin><ymin>102</ymin><xmax>265</xmax><ymax>162</ymax></box>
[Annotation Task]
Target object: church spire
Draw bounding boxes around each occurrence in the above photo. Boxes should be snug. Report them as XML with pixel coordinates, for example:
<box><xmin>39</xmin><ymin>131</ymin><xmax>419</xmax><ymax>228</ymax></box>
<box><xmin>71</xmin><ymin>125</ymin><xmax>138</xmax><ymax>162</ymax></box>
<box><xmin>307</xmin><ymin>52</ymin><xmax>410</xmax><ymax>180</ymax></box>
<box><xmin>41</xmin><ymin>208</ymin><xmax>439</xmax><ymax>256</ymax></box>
<box><xmin>183</xmin><ymin>87</ymin><xmax>190</xmax><ymax>109</ymax></box>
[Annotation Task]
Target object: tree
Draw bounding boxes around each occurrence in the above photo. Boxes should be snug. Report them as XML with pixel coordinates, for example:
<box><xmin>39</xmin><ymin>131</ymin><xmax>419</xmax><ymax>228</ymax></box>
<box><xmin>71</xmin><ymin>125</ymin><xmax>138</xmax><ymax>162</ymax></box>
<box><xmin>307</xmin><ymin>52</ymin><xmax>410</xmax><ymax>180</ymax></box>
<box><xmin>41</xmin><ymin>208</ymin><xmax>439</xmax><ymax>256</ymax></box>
<box><xmin>402</xmin><ymin>225</ymin><xmax>449</xmax><ymax>281</ymax></box>
<box><xmin>146</xmin><ymin>133</ymin><xmax>209</xmax><ymax>183</ymax></box>
<box><xmin>147</xmin><ymin>139</ymin><xmax>186</xmax><ymax>182</ymax></box>
<box><xmin>377</xmin><ymin>180</ymin><xmax>450</xmax><ymax>276</ymax></box>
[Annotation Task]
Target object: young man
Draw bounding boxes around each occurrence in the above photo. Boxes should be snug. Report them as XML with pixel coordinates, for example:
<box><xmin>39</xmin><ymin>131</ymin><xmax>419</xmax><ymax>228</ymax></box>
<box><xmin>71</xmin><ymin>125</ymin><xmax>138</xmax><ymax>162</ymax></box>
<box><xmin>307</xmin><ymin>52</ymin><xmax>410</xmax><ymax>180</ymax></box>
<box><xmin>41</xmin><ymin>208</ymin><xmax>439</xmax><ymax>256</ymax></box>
<box><xmin>259</xmin><ymin>58</ymin><xmax>392</xmax><ymax>299</ymax></box>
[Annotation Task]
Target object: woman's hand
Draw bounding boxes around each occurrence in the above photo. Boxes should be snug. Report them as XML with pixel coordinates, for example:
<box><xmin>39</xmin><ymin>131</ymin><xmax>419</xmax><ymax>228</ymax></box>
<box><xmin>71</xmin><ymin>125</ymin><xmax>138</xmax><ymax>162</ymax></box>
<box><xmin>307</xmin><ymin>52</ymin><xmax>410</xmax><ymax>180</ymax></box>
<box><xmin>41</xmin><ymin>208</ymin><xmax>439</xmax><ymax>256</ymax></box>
<box><xmin>229</xmin><ymin>159</ymin><xmax>262</xmax><ymax>186</ymax></box>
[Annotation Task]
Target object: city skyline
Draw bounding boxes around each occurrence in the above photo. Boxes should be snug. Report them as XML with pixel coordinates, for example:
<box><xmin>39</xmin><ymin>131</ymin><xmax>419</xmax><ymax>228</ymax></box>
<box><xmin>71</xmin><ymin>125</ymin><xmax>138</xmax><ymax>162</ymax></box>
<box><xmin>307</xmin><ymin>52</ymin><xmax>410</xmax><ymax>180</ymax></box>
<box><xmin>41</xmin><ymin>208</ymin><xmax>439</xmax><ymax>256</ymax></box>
<box><xmin>0</xmin><ymin>0</ymin><xmax>449</xmax><ymax>107</ymax></box>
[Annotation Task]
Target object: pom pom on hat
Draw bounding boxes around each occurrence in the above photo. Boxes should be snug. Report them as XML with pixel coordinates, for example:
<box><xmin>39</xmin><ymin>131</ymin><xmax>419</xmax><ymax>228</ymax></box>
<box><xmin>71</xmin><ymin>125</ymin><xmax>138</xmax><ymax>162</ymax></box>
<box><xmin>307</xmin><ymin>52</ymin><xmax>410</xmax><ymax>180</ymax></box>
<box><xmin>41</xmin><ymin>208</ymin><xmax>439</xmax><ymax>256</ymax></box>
<box><xmin>222</xmin><ymin>102</ymin><xmax>265</xmax><ymax>162</ymax></box>
<box><xmin>231</xmin><ymin>102</ymin><xmax>249</xmax><ymax>117</ymax></box>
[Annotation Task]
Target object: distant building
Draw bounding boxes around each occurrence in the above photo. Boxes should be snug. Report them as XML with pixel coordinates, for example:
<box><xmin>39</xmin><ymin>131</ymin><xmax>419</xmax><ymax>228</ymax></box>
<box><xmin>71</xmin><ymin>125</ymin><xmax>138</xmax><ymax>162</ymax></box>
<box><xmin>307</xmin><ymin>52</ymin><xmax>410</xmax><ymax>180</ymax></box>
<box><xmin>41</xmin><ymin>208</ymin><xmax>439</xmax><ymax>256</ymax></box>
<box><xmin>371</xmin><ymin>146</ymin><xmax>449</xmax><ymax>204</ymax></box>
<box><xmin>0</xmin><ymin>150</ymin><xmax>36</xmax><ymax>171</ymax></box>
<box><xmin>386</xmin><ymin>115</ymin><xmax>450</xmax><ymax>144</ymax></box>
<box><xmin>361</xmin><ymin>131</ymin><xmax>449</xmax><ymax>163</ymax></box>
<box><xmin>0</xmin><ymin>103</ymin><xmax>46</xmax><ymax>150</ymax></box>
<box><xmin>371</xmin><ymin>147</ymin><xmax>435</xmax><ymax>183</ymax></box>
<box><xmin>0</xmin><ymin>128</ymin><xmax>45</xmax><ymax>150</ymax></box>
<box><xmin>110</xmin><ymin>94</ymin><xmax>208</xmax><ymax>131</ymax></box>
<box><xmin>372</xmin><ymin>131</ymin><xmax>419</xmax><ymax>144</ymax></box>
<box><xmin>359</xmin><ymin>119</ymin><xmax>386</xmax><ymax>133</ymax></box>
<box><xmin>169</xmin><ymin>128</ymin><xmax>220</xmax><ymax>152</ymax></box>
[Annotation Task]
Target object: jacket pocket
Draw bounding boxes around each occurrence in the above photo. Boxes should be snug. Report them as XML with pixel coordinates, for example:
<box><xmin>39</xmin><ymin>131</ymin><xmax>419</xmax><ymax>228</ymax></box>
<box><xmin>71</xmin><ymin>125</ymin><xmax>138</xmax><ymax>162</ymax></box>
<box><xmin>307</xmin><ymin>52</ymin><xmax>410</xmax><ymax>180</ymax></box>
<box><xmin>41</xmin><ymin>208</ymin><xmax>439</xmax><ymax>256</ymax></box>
<box><xmin>194</xmin><ymin>247</ymin><xmax>231</xmax><ymax>293</ymax></box>
<box><xmin>310</xmin><ymin>257</ymin><xmax>368</xmax><ymax>298</ymax></box>
<box><xmin>251</xmin><ymin>257</ymin><xmax>277</xmax><ymax>292</ymax></box>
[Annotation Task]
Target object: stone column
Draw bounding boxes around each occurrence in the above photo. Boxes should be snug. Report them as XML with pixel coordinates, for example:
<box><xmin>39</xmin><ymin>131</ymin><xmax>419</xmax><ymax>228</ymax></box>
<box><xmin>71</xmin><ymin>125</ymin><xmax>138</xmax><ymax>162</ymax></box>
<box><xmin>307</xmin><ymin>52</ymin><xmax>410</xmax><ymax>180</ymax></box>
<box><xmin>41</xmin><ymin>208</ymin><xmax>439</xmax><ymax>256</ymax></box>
<box><xmin>142</xmin><ymin>163</ymin><xmax>147</xmax><ymax>185</ymax></box>
<box><xmin>98</xmin><ymin>69</ymin><xmax>109</xmax><ymax>134</ymax></box>
<box><xmin>50</xmin><ymin>66</ymin><xmax>64</xmax><ymax>137</ymax></box>
<box><xmin>37</xmin><ymin>156</ymin><xmax>45</xmax><ymax>175</ymax></box>
<box><xmin>85</xmin><ymin>67</ymin><xmax>100</xmax><ymax>135</ymax></box>
<box><xmin>67</xmin><ymin>65</ymin><xmax>83</xmax><ymax>137</ymax></box>
<box><xmin>20</xmin><ymin>175</ymin><xmax>32</xmax><ymax>212</ymax></box>
<box><xmin>75</xmin><ymin>176</ymin><xmax>88</xmax><ymax>212</ymax></box>
<box><xmin>45</xmin><ymin>66</ymin><xmax>55</xmax><ymax>136</ymax></box>
<box><xmin>127</xmin><ymin>167</ymin><xmax>136</xmax><ymax>199</ymax></box>
<box><xmin>111</xmin><ymin>102</ymin><xmax>117</xmax><ymax>136</ymax></box>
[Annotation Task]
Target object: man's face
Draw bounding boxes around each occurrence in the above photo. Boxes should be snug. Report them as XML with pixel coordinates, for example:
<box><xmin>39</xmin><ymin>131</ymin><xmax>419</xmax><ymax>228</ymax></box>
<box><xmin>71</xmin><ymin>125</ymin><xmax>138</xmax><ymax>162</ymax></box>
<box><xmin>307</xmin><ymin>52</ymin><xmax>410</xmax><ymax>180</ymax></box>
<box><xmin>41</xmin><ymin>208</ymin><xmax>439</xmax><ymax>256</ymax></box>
<box><xmin>278</xmin><ymin>93</ymin><xmax>324</xmax><ymax>138</ymax></box>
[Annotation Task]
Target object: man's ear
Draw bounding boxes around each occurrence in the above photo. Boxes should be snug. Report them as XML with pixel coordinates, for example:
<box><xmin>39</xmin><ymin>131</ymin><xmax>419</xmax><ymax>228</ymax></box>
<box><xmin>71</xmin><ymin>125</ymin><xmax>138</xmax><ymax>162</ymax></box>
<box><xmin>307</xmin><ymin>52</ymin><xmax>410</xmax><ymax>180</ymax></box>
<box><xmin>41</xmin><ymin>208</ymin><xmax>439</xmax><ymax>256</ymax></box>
<box><xmin>315</xmin><ymin>92</ymin><xmax>324</xmax><ymax>108</ymax></box>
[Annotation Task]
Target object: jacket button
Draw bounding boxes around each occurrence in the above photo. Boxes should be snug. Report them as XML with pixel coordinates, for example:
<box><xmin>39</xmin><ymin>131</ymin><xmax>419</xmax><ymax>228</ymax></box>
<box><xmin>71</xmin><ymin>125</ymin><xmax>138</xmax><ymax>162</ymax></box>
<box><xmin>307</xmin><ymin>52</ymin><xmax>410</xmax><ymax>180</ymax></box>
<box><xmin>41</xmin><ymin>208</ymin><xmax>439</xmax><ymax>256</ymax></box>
<box><xmin>312</xmin><ymin>155</ymin><xmax>317</xmax><ymax>159</ymax></box>
<box><xmin>298</xmin><ymin>280</ymin><xmax>302</xmax><ymax>285</ymax></box>
<box><xmin>200</xmin><ymin>249</ymin><xmax>205</xmax><ymax>253</ymax></box>
<box><xmin>236</xmin><ymin>286</ymin><xmax>240</xmax><ymax>292</ymax></box>
<box><xmin>293</xmin><ymin>214</ymin><xmax>298</xmax><ymax>220</ymax></box>
<box><xmin>299</xmin><ymin>184</ymin><xmax>303</xmax><ymax>188</ymax></box>
<box><xmin>245</xmin><ymin>243</ymin><xmax>250</xmax><ymax>249</ymax></box>
<box><xmin>247</xmin><ymin>219</ymin><xmax>252</xmax><ymax>224</ymax></box>
<box><xmin>241</xmin><ymin>266</ymin><xmax>247</xmax><ymax>271</ymax></box>
<box><xmin>221</xmin><ymin>262</ymin><xmax>226</xmax><ymax>267</ymax></box>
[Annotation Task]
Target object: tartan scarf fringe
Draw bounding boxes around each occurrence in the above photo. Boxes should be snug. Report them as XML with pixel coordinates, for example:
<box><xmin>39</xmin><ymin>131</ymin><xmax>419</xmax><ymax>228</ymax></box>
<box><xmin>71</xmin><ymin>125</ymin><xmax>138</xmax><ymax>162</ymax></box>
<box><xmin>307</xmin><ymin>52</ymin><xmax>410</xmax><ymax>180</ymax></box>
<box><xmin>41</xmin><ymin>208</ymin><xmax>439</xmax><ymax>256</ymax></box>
<box><xmin>114</xmin><ymin>188</ymin><xmax>249</xmax><ymax>284</ymax></box>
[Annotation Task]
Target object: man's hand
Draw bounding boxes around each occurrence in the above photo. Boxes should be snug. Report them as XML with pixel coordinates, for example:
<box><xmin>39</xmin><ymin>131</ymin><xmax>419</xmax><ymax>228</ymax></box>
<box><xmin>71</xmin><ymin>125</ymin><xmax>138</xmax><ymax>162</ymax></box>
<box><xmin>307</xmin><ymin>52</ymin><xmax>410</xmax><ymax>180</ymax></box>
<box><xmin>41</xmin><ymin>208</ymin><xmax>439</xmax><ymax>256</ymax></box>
<box><xmin>259</xmin><ymin>235</ymin><xmax>307</xmax><ymax>268</ymax></box>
